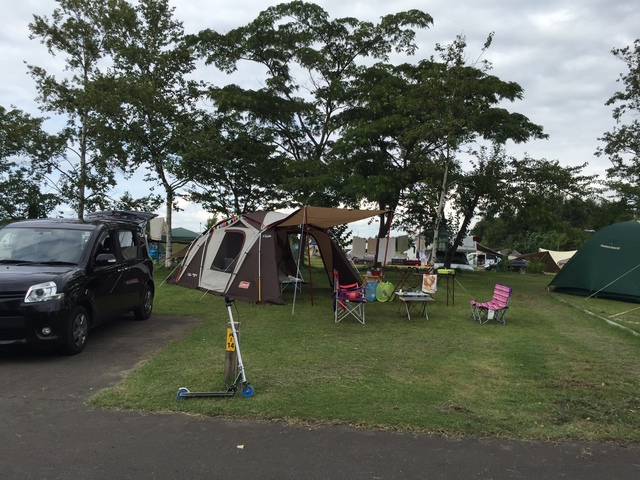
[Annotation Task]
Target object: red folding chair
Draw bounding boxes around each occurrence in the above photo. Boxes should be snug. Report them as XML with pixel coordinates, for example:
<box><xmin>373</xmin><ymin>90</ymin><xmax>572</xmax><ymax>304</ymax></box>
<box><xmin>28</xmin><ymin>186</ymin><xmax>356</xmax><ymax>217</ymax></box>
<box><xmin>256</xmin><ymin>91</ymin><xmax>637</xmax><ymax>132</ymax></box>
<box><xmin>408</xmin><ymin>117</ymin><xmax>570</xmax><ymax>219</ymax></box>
<box><xmin>333</xmin><ymin>269</ymin><xmax>366</xmax><ymax>324</ymax></box>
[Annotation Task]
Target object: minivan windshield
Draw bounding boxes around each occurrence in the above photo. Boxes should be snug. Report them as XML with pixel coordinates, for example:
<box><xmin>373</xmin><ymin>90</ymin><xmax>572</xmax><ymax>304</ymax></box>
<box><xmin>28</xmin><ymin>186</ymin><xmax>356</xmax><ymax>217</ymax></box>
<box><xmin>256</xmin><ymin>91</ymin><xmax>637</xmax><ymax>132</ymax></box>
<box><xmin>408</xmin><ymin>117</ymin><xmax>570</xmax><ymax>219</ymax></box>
<box><xmin>0</xmin><ymin>226</ymin><xmax>93</xmax><ymax>264</ymax></box>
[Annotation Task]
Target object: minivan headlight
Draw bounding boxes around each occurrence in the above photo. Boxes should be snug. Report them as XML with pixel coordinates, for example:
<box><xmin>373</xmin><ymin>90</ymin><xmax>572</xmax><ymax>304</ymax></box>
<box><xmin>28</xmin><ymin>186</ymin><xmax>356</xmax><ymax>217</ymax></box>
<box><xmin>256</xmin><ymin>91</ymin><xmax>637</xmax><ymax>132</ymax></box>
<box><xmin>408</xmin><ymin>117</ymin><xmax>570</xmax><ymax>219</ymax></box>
<box><xmin>24</xmin><ymin>281</ymin><xmax>64</xmax><ymax>303</ymax></box>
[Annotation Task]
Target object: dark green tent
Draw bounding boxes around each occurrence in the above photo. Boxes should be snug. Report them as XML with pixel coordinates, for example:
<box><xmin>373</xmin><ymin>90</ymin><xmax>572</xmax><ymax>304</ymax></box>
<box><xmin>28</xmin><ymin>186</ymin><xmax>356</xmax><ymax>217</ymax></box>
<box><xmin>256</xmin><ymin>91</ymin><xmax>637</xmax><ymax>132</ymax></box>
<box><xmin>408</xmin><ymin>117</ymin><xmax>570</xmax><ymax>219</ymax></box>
<box><xmin>161</xmin><ymin>227</ymin><xmax>199</xmax><ymax>244</ymax></box>
<box><xmin>548</xmin><ymin>220</ymin><xmax>640</xmax><ymax>303</ymax></box>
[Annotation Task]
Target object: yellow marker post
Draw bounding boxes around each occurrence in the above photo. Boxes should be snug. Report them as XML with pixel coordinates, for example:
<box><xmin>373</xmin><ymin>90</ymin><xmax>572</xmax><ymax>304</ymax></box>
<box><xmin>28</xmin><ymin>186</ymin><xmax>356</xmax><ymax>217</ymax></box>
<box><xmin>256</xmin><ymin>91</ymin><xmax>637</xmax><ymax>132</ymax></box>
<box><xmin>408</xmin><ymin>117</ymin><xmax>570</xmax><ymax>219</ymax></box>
<box><xmin>226</xmin><ymin>328</ymin><xmax>236</xmax><ymax>351</ymax></box>
<box><xmin>224</xmin><ymin>322</ymin><xmax>240</xmax><ymax>382</ymax></box>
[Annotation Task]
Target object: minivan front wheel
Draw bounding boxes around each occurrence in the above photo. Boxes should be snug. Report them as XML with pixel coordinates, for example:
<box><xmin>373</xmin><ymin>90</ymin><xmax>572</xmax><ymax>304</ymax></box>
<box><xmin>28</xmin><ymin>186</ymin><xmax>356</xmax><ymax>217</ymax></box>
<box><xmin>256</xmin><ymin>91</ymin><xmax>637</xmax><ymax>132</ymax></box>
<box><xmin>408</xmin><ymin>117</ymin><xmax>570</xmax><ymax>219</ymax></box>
<box><xmin>61</xmin><ymin>306</ymin><xmax>89</xmax><ymax>355</ymax></box>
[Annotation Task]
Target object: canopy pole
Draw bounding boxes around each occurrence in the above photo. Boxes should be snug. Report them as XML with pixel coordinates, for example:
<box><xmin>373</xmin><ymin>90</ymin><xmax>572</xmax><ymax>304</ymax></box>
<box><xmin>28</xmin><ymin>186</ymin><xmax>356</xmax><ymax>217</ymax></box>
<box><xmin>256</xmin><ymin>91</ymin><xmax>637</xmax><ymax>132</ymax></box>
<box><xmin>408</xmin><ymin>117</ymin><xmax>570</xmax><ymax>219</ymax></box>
<box><xmin>381</xmin><ymin>211</ymin><xmax>394</xmax><ymax>277</ymax></box>
<box><xmin>291</xmin><ymin>207</ymin><xmax>307</xmax><ymax>315</ymax></box>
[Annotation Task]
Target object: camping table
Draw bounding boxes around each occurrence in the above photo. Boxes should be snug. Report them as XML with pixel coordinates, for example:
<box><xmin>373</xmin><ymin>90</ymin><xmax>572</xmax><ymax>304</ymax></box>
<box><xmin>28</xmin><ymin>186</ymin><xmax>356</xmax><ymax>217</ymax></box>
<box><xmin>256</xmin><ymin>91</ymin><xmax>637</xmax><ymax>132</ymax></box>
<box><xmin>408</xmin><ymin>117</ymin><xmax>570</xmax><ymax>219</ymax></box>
<box><xmin>395</xmin><ymin>291</ymin><xmax>435</xmax><ymax>320</ymax></box>
<box><xmin>280</xmin><ymin>277</ymin><xmax>303</xmax><ymax>293</ymax></box>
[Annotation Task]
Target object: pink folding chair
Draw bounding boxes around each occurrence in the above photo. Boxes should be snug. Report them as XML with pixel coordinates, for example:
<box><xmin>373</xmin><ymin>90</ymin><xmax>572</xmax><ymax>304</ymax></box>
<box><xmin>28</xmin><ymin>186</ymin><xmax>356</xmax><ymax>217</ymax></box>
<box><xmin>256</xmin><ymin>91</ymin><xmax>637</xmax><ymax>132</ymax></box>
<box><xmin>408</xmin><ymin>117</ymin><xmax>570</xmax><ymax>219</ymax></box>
<box><xmin>470</xmin><ymin>284</ymin><xmax>512</xmax><ymax>324</ymax></box>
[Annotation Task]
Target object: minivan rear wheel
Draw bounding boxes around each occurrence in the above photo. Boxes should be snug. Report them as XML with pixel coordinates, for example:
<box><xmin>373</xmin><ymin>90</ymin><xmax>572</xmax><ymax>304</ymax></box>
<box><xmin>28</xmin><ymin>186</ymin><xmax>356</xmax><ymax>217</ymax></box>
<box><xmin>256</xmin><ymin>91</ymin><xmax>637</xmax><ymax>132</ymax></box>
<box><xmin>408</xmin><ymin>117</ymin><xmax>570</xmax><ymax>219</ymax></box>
<box><xmin>133</xmin><ymin>285</ymin><xmax>153</xmax><ymax>320</ymax></box>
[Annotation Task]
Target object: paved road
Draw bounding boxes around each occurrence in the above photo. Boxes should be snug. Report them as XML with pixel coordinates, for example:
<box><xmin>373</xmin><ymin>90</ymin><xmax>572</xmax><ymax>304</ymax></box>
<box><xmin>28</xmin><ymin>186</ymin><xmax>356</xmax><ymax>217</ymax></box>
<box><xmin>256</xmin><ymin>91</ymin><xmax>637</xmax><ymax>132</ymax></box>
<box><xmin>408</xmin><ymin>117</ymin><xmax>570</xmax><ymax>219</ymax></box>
<box><xmin>1</xmin><ymin>314</ymin><xmax>639</xmax><ymax>479</ymax></box>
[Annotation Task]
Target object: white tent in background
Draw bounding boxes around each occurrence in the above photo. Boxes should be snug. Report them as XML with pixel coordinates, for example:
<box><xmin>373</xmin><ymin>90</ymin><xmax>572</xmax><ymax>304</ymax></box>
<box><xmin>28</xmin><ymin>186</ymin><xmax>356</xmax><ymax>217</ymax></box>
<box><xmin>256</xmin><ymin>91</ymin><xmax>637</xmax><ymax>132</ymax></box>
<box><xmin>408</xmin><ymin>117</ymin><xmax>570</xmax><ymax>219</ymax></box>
<box><xmin>539</xmin><ymin>248</ymin><xmax>576</xmax><ymax>266</ymax></box>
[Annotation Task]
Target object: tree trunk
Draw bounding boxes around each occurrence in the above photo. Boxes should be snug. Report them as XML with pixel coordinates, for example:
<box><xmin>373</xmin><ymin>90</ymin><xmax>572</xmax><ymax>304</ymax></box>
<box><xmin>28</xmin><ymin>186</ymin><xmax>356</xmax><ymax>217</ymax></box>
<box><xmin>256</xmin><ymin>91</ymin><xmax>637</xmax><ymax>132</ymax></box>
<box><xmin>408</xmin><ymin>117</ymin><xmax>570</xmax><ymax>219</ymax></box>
<box><xmin>164</xmin><ymin>189</ymin><xmax>173</xmax><ymax>268</ymax></box>
<box><xmin>430</xmin><ymin>152</ymin><xmax>451</xmax><ymax>265</ymax></box>
<box><xmin>78</xmin><ymin>119</ymin><xmax>87</xmax><ymax>220</ymax></box>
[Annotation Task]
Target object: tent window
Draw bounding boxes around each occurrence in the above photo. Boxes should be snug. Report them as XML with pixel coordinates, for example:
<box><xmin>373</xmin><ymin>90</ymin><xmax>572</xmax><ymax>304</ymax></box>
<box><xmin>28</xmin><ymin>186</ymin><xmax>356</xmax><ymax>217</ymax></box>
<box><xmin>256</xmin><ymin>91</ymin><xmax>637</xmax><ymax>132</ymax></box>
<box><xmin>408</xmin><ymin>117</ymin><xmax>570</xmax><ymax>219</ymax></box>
<box><xmin>211</xmin><ymin>231</ymin><xmax>244</xmax><ymax>272</ymax></box>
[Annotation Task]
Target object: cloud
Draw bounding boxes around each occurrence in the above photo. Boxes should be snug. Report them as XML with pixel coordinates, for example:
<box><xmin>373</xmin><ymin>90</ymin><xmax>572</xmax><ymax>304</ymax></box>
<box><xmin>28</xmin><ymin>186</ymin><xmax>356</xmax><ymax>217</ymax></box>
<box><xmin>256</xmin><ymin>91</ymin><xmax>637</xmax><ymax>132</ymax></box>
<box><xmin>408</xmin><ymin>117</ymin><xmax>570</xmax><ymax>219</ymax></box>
<box><xmin>2</xmin><ymin>0</ymin><xmax>638</xmax><ymax>231</ymax></box>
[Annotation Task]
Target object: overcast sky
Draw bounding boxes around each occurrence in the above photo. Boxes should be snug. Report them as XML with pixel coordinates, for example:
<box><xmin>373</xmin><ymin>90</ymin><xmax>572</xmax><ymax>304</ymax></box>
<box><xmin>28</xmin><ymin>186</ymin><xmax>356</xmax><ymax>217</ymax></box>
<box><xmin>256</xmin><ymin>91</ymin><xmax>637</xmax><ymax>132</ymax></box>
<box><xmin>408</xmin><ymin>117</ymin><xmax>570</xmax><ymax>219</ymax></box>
<box><xmin>1</xmin><ymin>0</ymin><xmax>638</xmax><ymax>235</ymax></box>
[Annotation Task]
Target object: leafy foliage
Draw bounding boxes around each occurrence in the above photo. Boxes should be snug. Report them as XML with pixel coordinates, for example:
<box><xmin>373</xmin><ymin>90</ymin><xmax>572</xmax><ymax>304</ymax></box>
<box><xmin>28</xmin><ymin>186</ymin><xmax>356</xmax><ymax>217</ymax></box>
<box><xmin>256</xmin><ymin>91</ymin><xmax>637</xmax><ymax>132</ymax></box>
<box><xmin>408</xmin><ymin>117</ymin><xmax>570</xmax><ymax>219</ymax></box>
<box><xmin>8</xmin><ymin>0</ymin><xmax>624</xmax><ymax>254</ymax></box>
<box><xmin>598</xmin><ymin>39</ymin><xmax>640</xmax><ymax>212</ymax></box>
<box><xmin>27</xmin><ymin>0</ymin><xmax>123</xmax><ymax>218</ymax></box>
<box><xmin>92</xmin><ymin>0</ymin><xmax>205</xmax><ymax>265</ymax></box>
<box><xmin>0</xmin><ymin>105</ymin><xmax>60</xmax><ymax>221</ymax></box>
<box><xmin>185</xmin><ymin>112</ymin><xmax>289</xmax><ymax>217</ymax></box>
<box><xmin>191</xmin><ymin>1</ymin><xmax>434</xmax><ymax>208</ymax></box>
<box><xmin>336</xmin><ymin>34</ymin><xmax>550</xmax><ymax>257</ymax></box>
<box><xmin>472</xmin><ymin>194</ymin><xmax>626</xmax><ymax>252</ymax></box>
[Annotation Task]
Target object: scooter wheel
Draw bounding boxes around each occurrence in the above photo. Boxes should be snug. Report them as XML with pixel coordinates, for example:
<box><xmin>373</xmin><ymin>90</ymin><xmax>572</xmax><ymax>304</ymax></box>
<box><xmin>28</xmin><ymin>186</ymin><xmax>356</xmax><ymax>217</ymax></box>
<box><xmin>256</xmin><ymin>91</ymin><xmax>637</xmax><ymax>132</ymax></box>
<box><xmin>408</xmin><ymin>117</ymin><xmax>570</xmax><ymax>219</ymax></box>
<box><xmin>241</xmin><ymin>385</ymin><xmax>254</xmax><ymax>397</ymax></box>
<box><xmin>177</xmin><ymin>387</ymin><xmax>190</xmax><ymax>399</ymax></box>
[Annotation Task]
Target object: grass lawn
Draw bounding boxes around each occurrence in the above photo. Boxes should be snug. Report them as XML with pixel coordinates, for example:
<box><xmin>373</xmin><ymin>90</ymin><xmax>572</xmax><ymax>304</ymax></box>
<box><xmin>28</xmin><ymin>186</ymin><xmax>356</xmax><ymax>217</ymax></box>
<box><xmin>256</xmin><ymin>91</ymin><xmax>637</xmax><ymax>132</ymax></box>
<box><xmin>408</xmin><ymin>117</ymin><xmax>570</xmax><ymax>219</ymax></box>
<box><xmin>90</xmin><ymin>264</ymin><xmax>640</xmax><ymax>444</ymax></box>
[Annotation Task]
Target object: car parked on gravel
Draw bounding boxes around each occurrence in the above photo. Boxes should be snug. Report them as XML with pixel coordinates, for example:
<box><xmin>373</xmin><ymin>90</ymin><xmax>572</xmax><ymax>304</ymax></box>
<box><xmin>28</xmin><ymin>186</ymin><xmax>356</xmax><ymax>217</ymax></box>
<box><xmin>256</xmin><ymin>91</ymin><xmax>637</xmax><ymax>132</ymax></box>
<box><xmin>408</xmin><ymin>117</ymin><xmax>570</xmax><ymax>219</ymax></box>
<box><xmin>484</xmin><ymin>257</ymin><xmax>528</xmax><ymax>273</ymax></box>
<box><xmin>0</xmin><ymin>210</ymin><xmax>156</xmax><ymax>355</ymax></box>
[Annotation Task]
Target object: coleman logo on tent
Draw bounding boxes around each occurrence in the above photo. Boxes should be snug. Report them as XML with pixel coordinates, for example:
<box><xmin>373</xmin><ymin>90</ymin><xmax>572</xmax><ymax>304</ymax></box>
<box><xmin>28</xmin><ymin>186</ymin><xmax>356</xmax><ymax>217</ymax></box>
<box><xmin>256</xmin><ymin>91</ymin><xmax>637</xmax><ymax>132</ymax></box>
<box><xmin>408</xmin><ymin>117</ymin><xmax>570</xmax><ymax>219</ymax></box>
<box><xmin>600</xmin><ymin>244</ymin><xmax>621</xmax><ymax>250</ymax></box>
<box><xmin>238</xmin><ymin>281</ymin><xmax>251</xmax><ymax>289</ymax></box>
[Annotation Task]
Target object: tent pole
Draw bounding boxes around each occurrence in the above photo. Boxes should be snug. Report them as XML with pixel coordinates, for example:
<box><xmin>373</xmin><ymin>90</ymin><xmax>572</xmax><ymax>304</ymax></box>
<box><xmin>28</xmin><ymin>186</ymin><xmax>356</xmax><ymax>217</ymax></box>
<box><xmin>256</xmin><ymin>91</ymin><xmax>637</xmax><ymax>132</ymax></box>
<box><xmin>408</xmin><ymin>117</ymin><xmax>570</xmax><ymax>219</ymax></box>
<box><xmin>258</xmin><ymin>223</ymin><xmax>263</xmax><ymax>303</ymax></box>
<box><xmin>306</xmin><ymin>208</ymin><xmax>314</xmax><ymax>306</ymax></box>
<box><xmin>291</xmin><ymin>228</ymin><xmax>299</xmax><ymax>316</ymax></box>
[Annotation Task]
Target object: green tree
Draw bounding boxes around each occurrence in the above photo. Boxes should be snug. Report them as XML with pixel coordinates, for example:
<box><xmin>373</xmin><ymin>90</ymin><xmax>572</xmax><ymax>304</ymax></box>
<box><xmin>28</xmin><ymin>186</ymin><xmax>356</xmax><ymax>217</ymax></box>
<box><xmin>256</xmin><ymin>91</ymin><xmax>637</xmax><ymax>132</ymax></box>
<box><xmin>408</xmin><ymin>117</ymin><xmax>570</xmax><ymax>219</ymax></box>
<box><xmin>185</xmin><ymin>112</ymin><xmax>289</xmax><ymax>217</ymax></box>
<box><xmin>336</xmin><ymin>34</ymin><xmax>548</xmax><ymax>264</ymax></box>
<box><xmin>113</xmin><ymin>192</ymin><xmax>163</xmax><ymax>213</ymax></box>
<box><xmin>27</xmin><ymin>0</ymin><xmax>123</xmax><ymax>219</ymax></box>
<box><xmin>94</xmin><ymin>0</ymin><xmax>205</xmax><ymax>266</ymax></box>
<box><xmin>597</xmin><ymin>39</ymin><xmax>640</xmax><ymax>214</ymax></box>
<box><xmin>0</xmin><ymin>105</ymin><xmax>61</xmax><ymax>221</ymax></box>
<box><xmin>460</xmin><ymin>146</ymin><xmax>596</xmax><ymax>253</ymax></box>
<box><xmin>472</xmin><ymin>193</ymin><xmax>622</xmax><ymax>253</ymax></box>
<box><xmin>191</xmin><ymin>1</ymin><xmax>433</xmax><ymax>208</ymax></box>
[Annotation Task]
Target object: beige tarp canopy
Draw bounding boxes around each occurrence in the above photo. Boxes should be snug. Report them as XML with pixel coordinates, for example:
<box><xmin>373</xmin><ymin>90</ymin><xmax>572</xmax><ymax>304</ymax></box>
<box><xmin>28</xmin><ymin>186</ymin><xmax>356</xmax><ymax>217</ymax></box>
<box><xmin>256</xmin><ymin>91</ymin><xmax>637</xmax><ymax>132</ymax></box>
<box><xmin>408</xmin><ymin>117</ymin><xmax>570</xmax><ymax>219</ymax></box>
<box><xmin>276</xmin><ymin>206</ymin><xmax>389</xmax><ymax>229</ymax></box>
<box><xmin>539</xmin><ymin>248</ymin><xmax>576</xmax><ymax>265</ymax></box>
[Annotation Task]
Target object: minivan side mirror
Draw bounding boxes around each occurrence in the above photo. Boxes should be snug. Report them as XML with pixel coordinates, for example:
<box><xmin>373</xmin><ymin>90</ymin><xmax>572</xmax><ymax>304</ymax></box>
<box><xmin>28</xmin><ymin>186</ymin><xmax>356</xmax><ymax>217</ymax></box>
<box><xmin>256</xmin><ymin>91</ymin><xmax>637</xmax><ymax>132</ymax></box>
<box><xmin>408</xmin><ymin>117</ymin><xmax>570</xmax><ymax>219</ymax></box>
<box><xmin>95</xmin><ymin>253</ymin><xmax>117</xmax><ymax>265</ymax></box>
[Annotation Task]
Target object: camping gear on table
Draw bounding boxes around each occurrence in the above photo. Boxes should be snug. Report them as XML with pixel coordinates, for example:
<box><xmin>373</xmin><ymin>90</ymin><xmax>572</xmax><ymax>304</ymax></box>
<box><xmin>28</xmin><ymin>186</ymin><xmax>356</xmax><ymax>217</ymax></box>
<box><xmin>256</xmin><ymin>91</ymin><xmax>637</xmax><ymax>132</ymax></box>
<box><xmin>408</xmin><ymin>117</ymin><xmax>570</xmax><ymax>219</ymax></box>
<box><xmin>177</xmin><ymin>297</ymin><xmax>253</xmax><ymax>399</ymax></box>
<box><xmin>395</xmin><ymin>273</ymin><xmax>438</xmax><ymax>320</ymax></box>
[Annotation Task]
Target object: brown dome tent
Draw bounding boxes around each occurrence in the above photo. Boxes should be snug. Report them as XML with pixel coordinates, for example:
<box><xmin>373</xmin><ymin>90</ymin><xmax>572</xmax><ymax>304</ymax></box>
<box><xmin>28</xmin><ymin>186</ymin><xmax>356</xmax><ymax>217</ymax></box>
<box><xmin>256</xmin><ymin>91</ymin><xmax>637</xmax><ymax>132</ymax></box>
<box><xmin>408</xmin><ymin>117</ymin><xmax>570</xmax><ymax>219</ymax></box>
<box><xmin>171</xmin><ymin>207</ymin><xmax>389</xmax><ymax>305</ymax></box>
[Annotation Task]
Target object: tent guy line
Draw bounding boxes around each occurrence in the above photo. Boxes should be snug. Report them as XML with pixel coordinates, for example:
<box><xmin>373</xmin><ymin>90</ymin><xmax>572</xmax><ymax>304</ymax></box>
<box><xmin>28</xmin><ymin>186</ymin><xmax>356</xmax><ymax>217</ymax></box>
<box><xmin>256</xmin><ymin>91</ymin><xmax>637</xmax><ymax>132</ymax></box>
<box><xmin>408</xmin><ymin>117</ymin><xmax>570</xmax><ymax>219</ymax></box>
<box><xmin>554</xmin><ymin>297</ymin><xmax>640</xmax><ymax>338</ymax></box>
<box><xmin>608</xmin><ymin>305</ymin><xmax>640</xmax><ymax>319</ymax></box>
<box><xmin>585</xmin><ymin>262</ymin><xmax>640</xmax><ymax>300</ymax></box>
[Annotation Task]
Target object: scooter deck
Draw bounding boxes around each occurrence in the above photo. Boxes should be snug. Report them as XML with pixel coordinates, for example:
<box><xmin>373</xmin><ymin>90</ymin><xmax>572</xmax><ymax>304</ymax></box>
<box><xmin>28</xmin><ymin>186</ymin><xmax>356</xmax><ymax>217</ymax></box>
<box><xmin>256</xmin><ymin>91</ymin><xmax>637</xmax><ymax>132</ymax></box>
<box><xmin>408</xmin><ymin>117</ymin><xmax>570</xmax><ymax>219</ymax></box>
<box><xmin>178</xmin><ymin>391</ymin><xmax>235</xmax><ymax>398</ymax></box>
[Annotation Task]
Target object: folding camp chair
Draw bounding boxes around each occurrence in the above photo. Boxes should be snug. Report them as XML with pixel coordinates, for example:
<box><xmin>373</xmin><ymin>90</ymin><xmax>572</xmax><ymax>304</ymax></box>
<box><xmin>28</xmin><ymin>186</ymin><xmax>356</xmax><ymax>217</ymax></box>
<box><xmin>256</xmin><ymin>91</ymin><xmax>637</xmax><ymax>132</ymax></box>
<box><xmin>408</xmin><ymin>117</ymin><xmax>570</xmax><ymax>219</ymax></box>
<box><xmin>333</xmin><ymin>269</ymin><xmax>366</xmax><ymax>324</ymax></box>
<box><xmin>470</xmin><ymin>284</ymin><xmax>512</xmax><ymax>324</ymax></box>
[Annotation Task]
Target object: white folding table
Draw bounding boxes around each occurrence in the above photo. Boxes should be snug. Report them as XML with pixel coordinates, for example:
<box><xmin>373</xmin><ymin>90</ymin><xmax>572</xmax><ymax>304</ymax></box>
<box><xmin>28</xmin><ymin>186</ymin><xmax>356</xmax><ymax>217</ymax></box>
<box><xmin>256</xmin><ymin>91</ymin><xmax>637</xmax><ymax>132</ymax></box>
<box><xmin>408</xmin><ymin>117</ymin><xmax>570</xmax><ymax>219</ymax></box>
<box><xmin>395</xmin><ymin>292</ymin><xmax>435</xmax><ymax>320</ymax></box>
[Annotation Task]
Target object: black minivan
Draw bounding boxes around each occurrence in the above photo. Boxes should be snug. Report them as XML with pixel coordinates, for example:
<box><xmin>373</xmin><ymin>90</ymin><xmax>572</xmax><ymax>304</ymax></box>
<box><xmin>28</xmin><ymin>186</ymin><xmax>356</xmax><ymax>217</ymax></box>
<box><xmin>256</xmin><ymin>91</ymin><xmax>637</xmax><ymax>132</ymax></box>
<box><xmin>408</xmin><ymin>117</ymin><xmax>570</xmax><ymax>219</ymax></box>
<box><xmin>0</xmin><ymin>211</ymin><xmax>156</xmax><ymax>354</ymax></box>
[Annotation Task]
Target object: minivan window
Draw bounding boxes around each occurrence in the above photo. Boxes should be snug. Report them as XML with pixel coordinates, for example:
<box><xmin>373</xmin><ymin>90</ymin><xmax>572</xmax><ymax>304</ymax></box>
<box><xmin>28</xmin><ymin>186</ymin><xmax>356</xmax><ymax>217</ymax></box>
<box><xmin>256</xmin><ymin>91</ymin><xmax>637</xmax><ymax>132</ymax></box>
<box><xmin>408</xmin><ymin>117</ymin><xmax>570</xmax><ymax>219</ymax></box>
<box><xmin>118</xmin><ymin>230</ymin><xmax>139</xmax><ymax>260</ymax></box>
<box><xmin>1</xmin><ymin>227</ymin><xmax>92</xmax><ymax>264</ymax></box>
